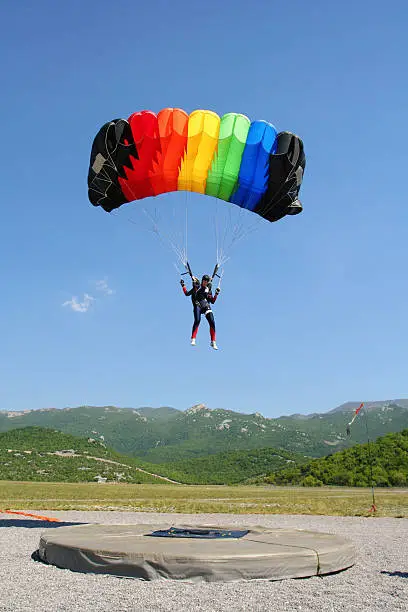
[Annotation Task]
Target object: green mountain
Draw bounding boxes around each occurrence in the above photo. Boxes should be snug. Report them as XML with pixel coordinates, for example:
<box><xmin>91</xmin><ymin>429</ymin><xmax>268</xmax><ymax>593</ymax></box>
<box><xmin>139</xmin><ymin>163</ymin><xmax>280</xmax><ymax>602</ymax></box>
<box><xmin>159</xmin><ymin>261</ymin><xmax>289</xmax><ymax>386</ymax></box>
<box><xmin>2</xmin><ymin>426</ymin><xmax>407</xmax><ymax>487</ymax></box>
<box><xmin>1</xmin><ymin>401</ymin><xmax>407</xmax><ymax>462</ymax></box>
<box><xmin>0</xmin><ymin>427</ymin><xmax>179</xmax><ymax>484</ymax></box>
<box><xmin>151</xmin><ymin>447</ymin><xmax>307</xmax><ymax>485</ymax></box>
<box><xmin>0</xmin><ymin>427</ymin><xmax>308</xmax><ymax>485</ymax></box>
<box><xmin>264</xmin><ymin>429</ymin><xmax>408</xmax><ymax>487</ymax></box>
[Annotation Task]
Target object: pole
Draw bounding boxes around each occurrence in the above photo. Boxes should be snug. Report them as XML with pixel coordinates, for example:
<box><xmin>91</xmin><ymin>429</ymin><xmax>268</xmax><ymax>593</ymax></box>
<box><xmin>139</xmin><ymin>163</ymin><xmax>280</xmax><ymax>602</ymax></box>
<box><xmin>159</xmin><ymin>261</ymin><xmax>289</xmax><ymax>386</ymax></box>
<box><xmin>363</xmin><ymin>406</ymin><xmax>377</xmax><ymax>513</ymax></box>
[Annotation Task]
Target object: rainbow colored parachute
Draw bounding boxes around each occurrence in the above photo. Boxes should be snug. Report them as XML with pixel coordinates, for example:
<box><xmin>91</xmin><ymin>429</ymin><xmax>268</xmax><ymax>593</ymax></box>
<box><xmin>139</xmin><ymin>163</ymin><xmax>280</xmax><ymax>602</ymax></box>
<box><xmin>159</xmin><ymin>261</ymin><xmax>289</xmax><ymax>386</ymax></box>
<box><xmin>88</xmin><ymin>108</ymin><xmax>305</xmax><ymax>223</ymax></box>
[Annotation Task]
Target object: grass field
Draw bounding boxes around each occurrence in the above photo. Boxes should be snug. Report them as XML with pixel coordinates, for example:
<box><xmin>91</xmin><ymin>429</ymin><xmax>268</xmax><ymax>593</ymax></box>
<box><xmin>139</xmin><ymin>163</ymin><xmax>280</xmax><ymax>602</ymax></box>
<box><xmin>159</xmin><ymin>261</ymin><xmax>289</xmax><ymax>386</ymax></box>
<box><xmin>1</xmin><ymin>481</ymin><xmax>407</xmax><ymax>517</ymax></box>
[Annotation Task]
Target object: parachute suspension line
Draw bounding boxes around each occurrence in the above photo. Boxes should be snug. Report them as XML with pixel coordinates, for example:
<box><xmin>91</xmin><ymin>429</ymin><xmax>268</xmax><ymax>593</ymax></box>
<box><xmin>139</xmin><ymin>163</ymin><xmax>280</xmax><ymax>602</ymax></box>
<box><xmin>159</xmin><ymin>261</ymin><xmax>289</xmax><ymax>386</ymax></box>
<box><xmin>217</xmin><ymin>205</ymin><xmax>245</xmax><ymax>267</ymax></box>
<box><xmin>173</xmin><ymin>201</ymin><xmax>187</xmax><ymax>266</ymax></box>
<box><xmin>141</xmin><ymin>206</ymin><xmax>187</xmax><ymax>268</ymax></box>
<box><xmin>170</xmin><ymin>204</ymin><xmax>185</xmax><ymax>266</ymax></box>
<box><xmin>214</xmin><ymin>198</ymin><xmax>221</xmax><ymax>267</ymax></box>
<box><xmin>216</xmin><ymin>205</ymin><xmax>230</xmax><ymax>268</ymax></box>
<box><xmin>112</xmin><ymin>208</ymin><xmax>185</xmax><ymax>274</ymax></box>
<box><xmin>219</xmin><ymin>205</ymin><xmax>264</xmax><ymax>266</ymax></box>
<box><xmin>185</xmin><ymin>205</ymin><xmax>188</xmax><ymax>268</ymax></box>
<box><xmin>168</xmin><ymin>202</ymin><xmax>188</xmax><ymax>266</ymax></box>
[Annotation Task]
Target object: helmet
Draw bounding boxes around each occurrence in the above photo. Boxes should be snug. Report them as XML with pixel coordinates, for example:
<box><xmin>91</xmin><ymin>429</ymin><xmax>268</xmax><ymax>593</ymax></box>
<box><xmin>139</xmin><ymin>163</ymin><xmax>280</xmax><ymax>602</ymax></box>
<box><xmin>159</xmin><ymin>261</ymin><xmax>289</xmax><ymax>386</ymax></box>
<box><xmin>202</xmin><ymin>274</ymin><xmax>211</xmax><ymax>282</ymax></box>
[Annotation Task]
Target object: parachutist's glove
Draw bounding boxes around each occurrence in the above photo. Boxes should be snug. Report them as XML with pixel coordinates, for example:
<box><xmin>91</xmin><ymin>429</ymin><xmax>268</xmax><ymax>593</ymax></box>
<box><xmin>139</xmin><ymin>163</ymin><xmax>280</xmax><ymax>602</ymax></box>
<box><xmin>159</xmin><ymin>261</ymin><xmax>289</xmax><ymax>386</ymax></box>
<box><xmin>215</xmin><ymin>287</ymin><xmax>220</xmax><ymax>295</ymax></box>
<box><xmin>180</xmin><ymin>279</ymin><xmax>185</xmax><ymax>287</ymax></box>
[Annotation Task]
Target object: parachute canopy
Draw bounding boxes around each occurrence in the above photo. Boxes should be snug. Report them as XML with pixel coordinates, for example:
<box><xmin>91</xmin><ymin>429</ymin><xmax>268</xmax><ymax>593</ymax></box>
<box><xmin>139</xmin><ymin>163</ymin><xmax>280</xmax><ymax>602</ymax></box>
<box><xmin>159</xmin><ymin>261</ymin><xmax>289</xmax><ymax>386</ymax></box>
<box><xmin>88</xmin><ymin>108</ymin><xmax>306</xmax><ymax>223</ymax></box>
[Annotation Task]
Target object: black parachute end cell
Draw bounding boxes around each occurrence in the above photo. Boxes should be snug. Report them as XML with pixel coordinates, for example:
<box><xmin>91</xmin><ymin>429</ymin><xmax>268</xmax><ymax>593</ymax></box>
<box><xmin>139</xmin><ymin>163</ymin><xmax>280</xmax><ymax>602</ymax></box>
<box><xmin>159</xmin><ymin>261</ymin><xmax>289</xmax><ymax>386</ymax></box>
<box><xmin>255</xmin><ymin>131</ymin><xmax>306</xmax><ymax>223</ymax></box>
<box><xmin>87</xmin><ymin>118</ymin><xmax>138</xmax><ymax>211</ymax></box>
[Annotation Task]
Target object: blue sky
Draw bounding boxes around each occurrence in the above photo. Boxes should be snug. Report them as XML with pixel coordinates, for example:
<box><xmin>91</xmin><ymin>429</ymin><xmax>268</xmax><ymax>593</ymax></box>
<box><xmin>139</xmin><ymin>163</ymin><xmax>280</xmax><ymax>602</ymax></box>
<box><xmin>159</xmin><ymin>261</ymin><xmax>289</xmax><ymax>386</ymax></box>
<box><xmin>1</xmin><ymin>0</ymin><xmax>407</xmax><ymax>416</ymax></box>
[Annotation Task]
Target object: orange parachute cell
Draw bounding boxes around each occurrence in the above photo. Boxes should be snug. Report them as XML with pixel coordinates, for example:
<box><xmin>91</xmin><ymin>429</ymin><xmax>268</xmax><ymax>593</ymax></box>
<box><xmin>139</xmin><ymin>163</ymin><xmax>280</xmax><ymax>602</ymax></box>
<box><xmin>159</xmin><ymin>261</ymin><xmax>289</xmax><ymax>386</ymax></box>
<box><xmin>152</xmin><ymin>108</ymin><xmax>189</xmax><ymax>195</ymax></box>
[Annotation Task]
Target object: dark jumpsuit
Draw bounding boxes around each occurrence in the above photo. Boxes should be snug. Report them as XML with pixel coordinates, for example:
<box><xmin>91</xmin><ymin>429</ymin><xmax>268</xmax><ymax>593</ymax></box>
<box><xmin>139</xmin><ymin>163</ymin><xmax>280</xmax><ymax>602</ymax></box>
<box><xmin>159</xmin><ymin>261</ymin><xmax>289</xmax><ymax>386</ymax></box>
<box><xmin>182</xmin><ymin>282</ymin><xmax>218</xmax><ymax>341</ymax></box>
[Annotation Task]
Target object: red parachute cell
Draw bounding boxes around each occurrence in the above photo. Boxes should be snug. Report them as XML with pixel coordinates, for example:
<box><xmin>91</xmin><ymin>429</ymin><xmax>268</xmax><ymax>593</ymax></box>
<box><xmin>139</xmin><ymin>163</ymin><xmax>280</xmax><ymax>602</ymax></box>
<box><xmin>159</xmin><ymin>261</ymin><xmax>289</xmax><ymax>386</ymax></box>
<box><xmin>118</xmin><ymin>111</ymin><xmax>160</xmax><ymax>201</ymax></box>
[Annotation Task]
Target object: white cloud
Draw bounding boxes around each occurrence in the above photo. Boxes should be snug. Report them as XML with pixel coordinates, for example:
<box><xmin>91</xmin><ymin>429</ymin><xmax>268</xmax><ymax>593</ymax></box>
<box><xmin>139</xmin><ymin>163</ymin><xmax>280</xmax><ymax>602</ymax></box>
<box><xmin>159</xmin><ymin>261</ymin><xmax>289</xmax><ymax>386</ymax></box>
<box><xmin>63</xmin><ymin>293</ymin><xmax>95</xmax><ymax>313</ymax></box>
<box><xmin>62</xmin><ymin>277</ymin><xmax>113</xmax><ymax>313</ymax></box>
<box><xmin>95</xmin><ymin>278</ymin><xmax>115</xmax><ymax>295</ymax></box>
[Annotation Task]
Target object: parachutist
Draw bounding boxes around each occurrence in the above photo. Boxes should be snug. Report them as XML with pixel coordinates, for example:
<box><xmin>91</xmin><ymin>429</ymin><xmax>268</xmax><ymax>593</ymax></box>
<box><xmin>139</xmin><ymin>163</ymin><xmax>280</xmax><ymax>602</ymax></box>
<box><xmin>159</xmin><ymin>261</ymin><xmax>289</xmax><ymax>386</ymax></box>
<box><xmin>181</xmin><ymin>274</ymin><xmax>220</xmax><ymax>349</ymax></box>
<box><xmin>88</xmin><ymin>108</ymin><xmax>306</xmax><ymax>349</ymax></box>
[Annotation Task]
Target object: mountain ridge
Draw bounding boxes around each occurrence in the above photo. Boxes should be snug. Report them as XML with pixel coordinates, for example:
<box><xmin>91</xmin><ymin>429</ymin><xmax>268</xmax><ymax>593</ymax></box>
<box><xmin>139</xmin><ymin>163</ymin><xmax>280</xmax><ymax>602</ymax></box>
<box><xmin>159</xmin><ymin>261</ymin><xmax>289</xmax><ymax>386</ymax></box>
<box><xmin>1</xmin><ymin>401</ymin><xmax>407</xmax><ymax>462</ymax></box>
<box><xmin>3</xmin><ymin>398</ymin><xmax>408</xmax><ymax>419</ymax></box>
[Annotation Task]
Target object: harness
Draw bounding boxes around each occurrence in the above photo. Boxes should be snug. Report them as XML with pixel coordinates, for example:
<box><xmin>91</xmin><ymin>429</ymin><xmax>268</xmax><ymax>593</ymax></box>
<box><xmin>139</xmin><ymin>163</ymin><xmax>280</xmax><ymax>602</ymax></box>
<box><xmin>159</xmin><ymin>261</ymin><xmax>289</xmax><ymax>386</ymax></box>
<box><xmin>193</xmin><ymin>286</ymin><xmax>212</xmax><ymax>315</ymax></box>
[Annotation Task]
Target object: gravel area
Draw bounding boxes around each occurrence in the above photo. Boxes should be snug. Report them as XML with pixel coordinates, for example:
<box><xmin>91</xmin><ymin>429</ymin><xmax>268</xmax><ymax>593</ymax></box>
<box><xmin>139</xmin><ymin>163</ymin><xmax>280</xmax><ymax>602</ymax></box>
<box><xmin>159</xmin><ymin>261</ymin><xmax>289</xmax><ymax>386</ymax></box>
<box><xmin>0</xmin><ymin>511</ymin><xmax>407</xmax><ymax>611</ymax></box>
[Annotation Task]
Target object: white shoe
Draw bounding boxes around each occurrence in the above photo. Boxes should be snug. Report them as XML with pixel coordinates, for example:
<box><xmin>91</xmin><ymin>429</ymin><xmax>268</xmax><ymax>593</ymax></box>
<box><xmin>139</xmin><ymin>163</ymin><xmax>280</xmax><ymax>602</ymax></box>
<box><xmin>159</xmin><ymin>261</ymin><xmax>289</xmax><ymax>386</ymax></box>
<box><xmin>210</xmin><ymin>341</ymin><xmax>218</xmax><ymax>350</ymax></box>
<box><xmin>191</xmin><ymin>338</ymin><xmax>196</xmax><ymax>346</ymax></box>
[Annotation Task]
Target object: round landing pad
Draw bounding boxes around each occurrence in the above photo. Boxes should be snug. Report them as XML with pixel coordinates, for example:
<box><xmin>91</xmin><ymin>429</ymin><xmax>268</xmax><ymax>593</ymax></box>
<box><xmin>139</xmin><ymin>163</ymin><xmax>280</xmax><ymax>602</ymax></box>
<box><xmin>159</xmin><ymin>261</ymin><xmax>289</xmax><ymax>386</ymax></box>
<box><xmin>38</xmin><ymin>523</ymin><xmax>356</xmax><ymax>582</ymax></box>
